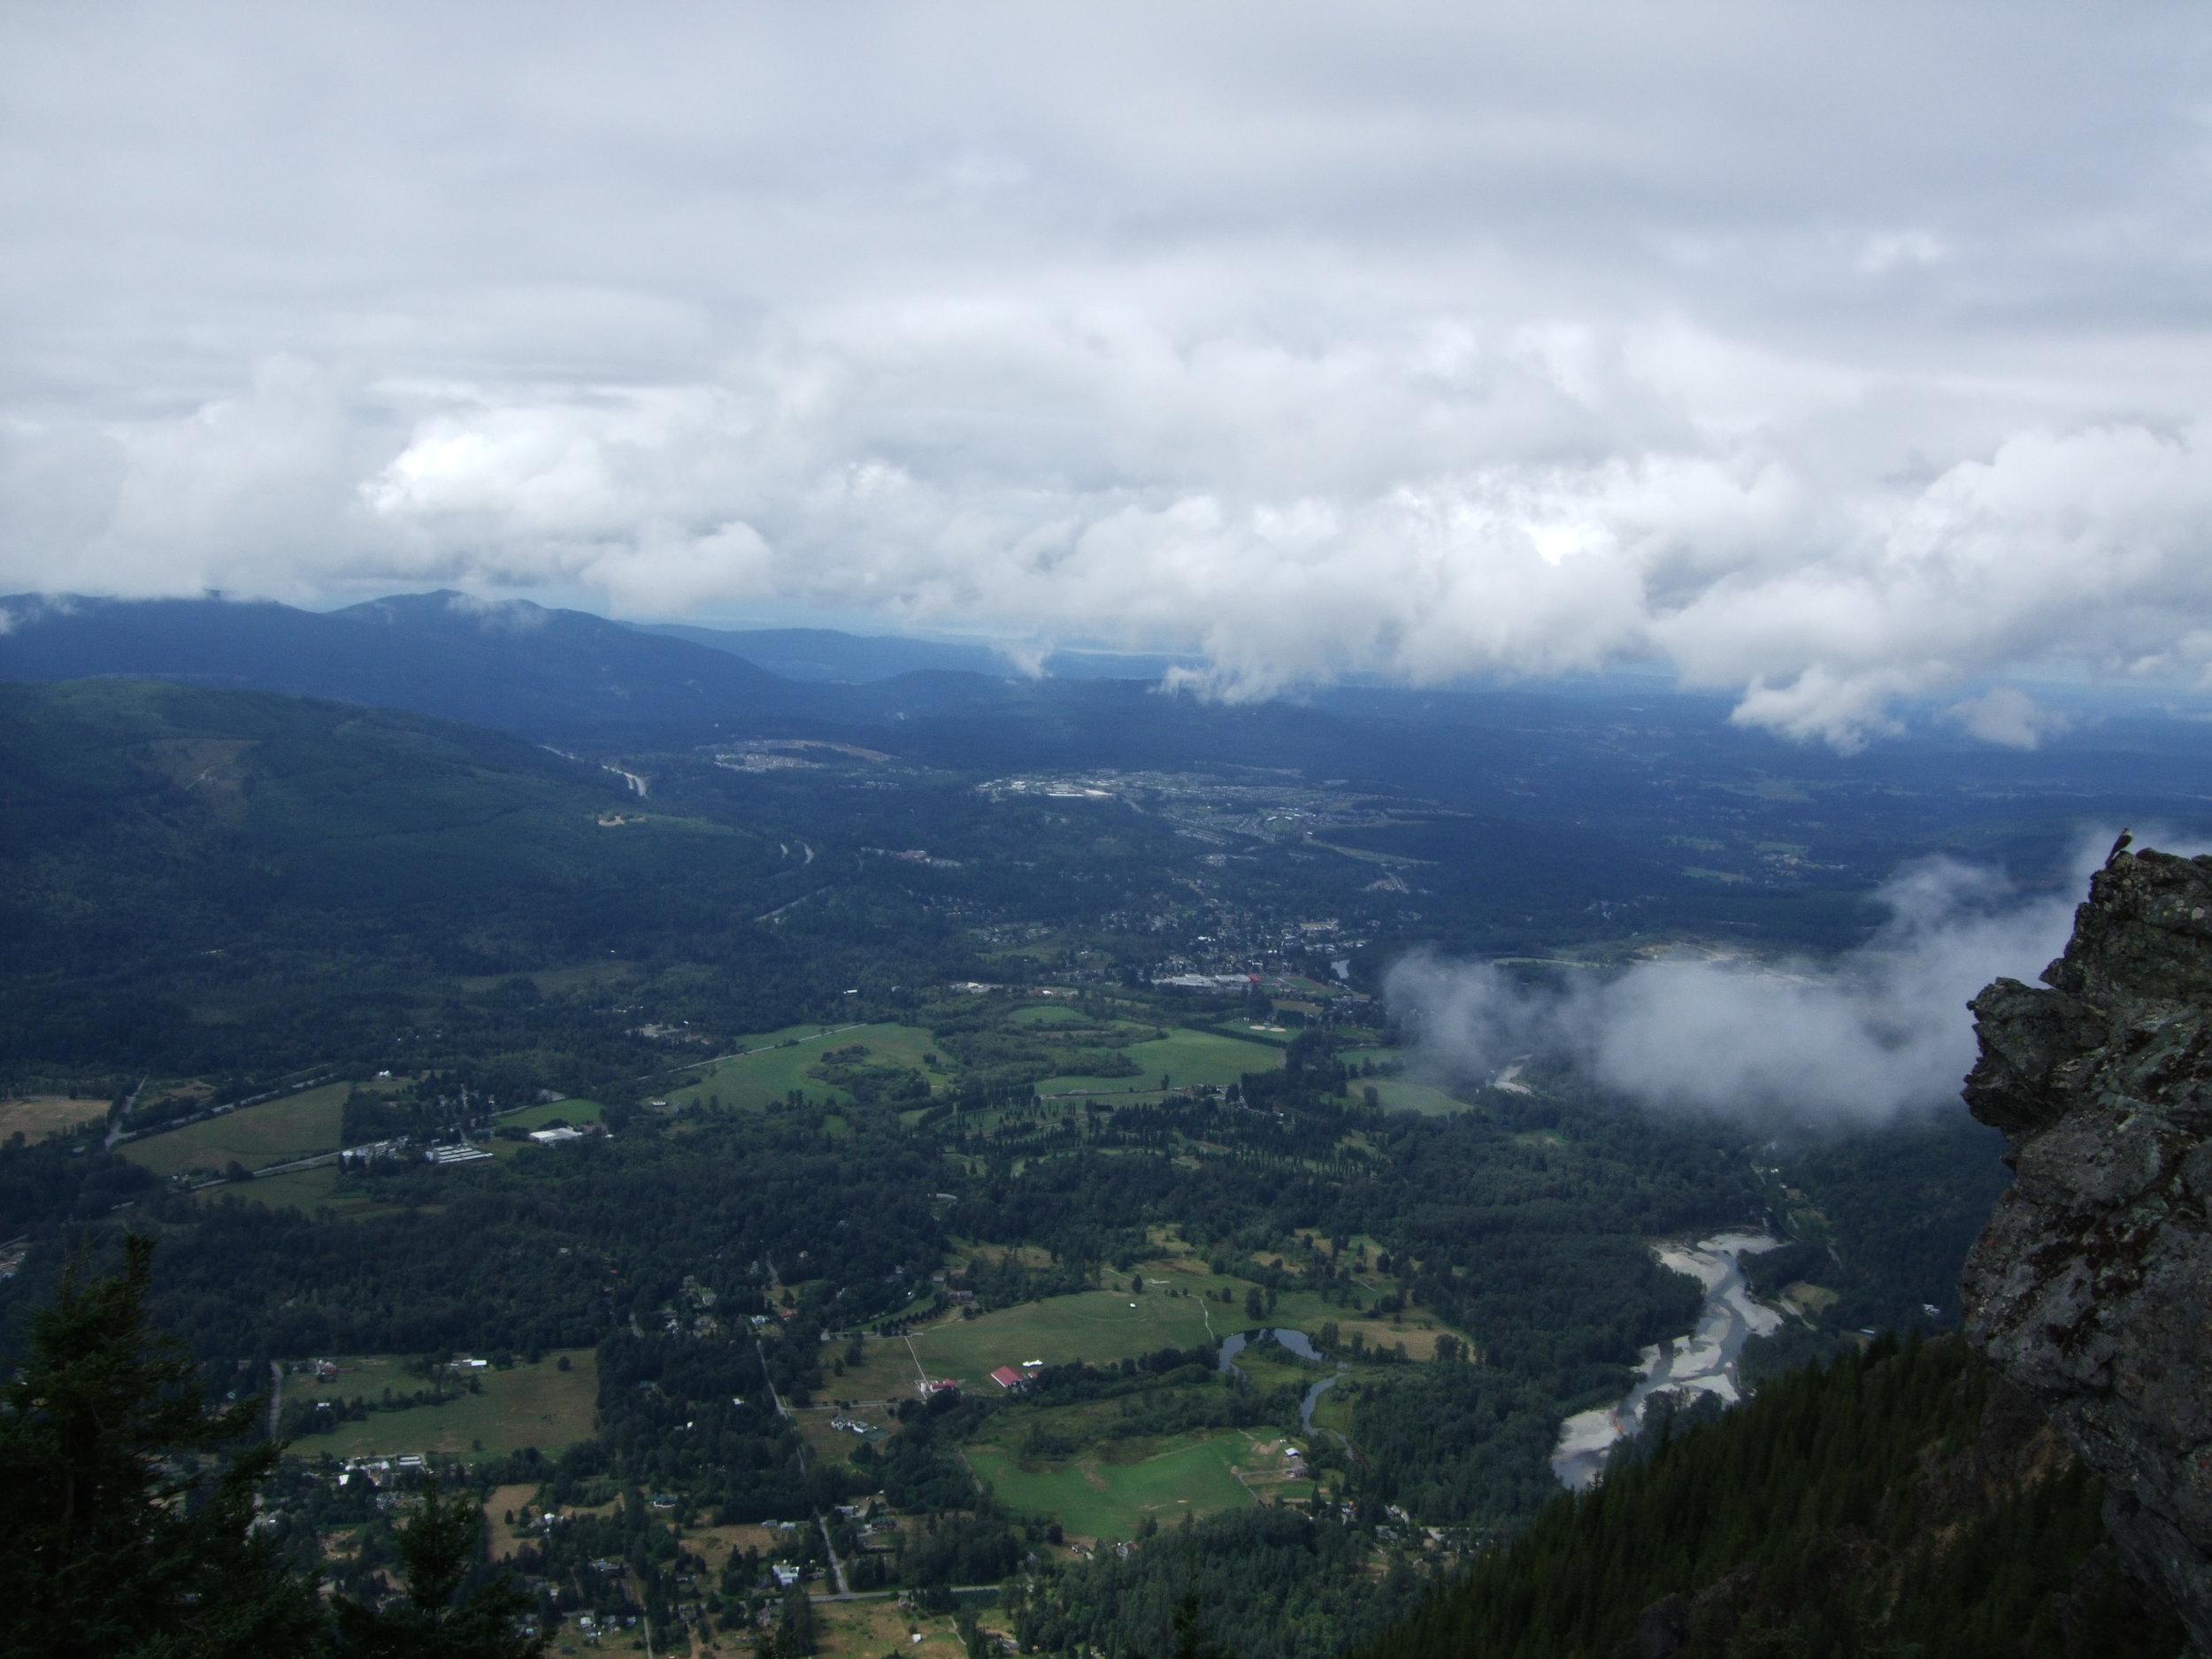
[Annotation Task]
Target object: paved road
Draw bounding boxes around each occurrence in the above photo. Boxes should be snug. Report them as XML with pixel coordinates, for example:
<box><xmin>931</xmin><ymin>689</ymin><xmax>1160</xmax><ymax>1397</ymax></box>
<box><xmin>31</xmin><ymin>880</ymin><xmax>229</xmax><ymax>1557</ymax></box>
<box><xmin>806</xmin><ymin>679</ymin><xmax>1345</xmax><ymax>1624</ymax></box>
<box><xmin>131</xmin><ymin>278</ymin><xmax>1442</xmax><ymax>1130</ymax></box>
<box><xmin>817</xmin><ymin>1514</ymin><xmax>851</xmax><ymax>1595</ymax></box>
<box><xmin>752</xmin><ymin>884</ymin><xmax>841</xmax><ymax>924</ymax></box>
<box><xmin>757</xmin><ymin>1333</ymin><xmax>852</xmax><ymax>1594</ymax></box>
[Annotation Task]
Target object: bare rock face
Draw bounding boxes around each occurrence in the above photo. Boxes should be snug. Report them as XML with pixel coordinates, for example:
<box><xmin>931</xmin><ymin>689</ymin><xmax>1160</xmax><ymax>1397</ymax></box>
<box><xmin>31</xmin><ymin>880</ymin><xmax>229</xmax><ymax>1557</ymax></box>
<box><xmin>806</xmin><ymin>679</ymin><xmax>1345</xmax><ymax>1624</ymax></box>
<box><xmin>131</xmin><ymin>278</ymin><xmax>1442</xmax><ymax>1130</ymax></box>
<box><xmin>1962</xmin><ymin>847</ymin><xmax>2212</xmax><ymax>1653</ymax></box>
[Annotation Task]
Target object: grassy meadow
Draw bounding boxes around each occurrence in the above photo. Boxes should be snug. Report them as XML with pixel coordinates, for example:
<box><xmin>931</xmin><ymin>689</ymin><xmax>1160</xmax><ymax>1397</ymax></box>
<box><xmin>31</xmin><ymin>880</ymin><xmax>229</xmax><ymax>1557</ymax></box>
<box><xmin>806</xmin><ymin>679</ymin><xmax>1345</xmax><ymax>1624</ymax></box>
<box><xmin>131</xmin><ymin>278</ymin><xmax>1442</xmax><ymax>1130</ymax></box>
<box><xmin>120</xmin><ymin>1081</ymin><xmax>349</xmax><ymax>1178</ymax></box>
<box><xmin>967</xmin><ymin>1431</ymin><xmax>1276</xmax><ymax>1543</ymax></box>
<box><xmin>660</xmin><ymin>1023</ymin><xmax>948</xmax><ymax>1110</ymax></box>
<box><xmin>296</xmin><ymin>1350</ymin><xmax>599</xmax><ymax>1460</ymax></box>
<box><xmin>810</xmin><ymin>1595</ymin><xmax>988</xmax><ymax>1659</ymax></box>
<box><xmin>1035</xmin><ymin>1026</ymin><xmax>1280</xmax><ymax>1096</ymax></box>
<box><xmin>1338</xmin><ymin>1046</ymin><xmax>1471</xmax><ymax>1115</ymax></box>
<box><xmin>0</xmin><ymin>1094</ymin><xmax>106</xmax><ymax>1141</ymax></box>
<box><xmin>908</xmin><ymin>1288</ymin><xmax>1220</xmax><ymax>1389</ymax></box>
<box><xmin>822</xmin><ymin>1335</ymin><xmax>926</xmax><ymax>1402</ymax></box>
<box><xmin>1366</xmin><ymin>1076</ymin><xmax>1470</xmax><ymax>1115</ymax></box>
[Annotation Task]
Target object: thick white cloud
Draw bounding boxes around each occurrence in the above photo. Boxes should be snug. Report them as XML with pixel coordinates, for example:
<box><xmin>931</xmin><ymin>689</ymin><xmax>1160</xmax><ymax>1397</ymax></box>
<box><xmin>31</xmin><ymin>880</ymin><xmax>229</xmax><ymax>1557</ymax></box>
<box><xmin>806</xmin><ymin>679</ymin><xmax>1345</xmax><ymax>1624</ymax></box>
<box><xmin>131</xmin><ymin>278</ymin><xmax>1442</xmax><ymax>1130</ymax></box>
<box><xmin>1385</xmin><ymin>840</ymin><xmax>2185</xmax><ymax>1127</ymax></box>
<box><xmin>6</xmin><ymin>2</ymin><xmax>2212</xmax><ymax>741</ymax></box>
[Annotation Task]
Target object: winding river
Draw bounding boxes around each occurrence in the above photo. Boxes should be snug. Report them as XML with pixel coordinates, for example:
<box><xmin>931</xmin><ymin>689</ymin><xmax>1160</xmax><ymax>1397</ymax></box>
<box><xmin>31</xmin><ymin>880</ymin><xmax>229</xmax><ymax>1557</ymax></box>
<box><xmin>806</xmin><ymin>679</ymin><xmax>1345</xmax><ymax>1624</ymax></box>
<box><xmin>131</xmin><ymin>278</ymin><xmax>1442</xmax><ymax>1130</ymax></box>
<box><xmin>1549</xmin><ymin>1230</ymin><xmax>1786</xmax><ymax>1491</ymax></box>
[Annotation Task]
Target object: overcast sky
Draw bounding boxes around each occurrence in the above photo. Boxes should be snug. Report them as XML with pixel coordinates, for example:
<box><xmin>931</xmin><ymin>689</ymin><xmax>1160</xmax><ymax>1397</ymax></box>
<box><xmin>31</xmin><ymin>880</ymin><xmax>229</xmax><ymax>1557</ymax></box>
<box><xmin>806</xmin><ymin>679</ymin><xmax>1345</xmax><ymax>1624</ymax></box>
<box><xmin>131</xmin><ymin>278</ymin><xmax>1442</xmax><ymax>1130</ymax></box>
<box><xmin>5</xmin><ymin>3</ymin><xmax>2212</xmax><ymax>742</ymax></box>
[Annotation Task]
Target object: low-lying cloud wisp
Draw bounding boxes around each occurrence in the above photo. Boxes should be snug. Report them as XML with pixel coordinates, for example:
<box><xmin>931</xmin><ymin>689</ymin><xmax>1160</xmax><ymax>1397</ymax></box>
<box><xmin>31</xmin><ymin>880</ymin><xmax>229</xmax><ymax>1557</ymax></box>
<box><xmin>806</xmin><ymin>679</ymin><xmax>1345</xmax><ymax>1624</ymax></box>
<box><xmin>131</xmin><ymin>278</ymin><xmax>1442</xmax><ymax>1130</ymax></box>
<box><xmin>1386</xmin><ymin>849</ymin><xmax>2135</xmax><ymax>1128</ymax></box>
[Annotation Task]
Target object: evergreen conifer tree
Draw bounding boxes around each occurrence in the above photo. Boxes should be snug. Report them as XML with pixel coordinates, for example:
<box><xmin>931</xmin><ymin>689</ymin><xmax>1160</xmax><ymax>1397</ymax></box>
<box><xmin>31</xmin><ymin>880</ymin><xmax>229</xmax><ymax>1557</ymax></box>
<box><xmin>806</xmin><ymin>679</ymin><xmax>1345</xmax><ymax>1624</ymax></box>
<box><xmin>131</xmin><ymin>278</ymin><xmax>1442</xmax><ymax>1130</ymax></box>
<box><xmin>0</xmin><ymin>1236</ymin><xmax>325</xmax><ymax>1659</ymax></box>
<box><xmin>772</xmin><ymin>1580</ymin><xmax>817</xmax><ymax>1656</ymax></box>
<box><xmin>329</xmin><ymin>1475</ymin><xmax>546</xmax><ymax>1657</ymax></box>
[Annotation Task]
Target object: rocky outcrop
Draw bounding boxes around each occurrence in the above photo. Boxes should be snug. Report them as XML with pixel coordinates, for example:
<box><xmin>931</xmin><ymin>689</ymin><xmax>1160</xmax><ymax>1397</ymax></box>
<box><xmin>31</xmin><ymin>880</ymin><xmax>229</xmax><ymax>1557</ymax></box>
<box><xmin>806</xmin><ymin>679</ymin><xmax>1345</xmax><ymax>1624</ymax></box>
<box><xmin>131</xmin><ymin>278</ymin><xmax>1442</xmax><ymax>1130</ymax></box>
<box><xmin>1962</xmin><ymin>845</ymin><xmax>2212</xmax><ymax>1653</ymax></box>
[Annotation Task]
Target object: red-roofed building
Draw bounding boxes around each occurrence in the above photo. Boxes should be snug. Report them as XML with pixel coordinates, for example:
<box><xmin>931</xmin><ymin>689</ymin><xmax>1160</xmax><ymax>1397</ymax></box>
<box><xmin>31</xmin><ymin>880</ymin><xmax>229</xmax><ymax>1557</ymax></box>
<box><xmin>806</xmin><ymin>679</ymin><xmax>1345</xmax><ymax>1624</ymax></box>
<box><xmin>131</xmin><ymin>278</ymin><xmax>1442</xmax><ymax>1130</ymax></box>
<box><xmin>989</xmin><ymin>1366</ymin><xmax>1026</xmax><ymax>1391</ymax></box>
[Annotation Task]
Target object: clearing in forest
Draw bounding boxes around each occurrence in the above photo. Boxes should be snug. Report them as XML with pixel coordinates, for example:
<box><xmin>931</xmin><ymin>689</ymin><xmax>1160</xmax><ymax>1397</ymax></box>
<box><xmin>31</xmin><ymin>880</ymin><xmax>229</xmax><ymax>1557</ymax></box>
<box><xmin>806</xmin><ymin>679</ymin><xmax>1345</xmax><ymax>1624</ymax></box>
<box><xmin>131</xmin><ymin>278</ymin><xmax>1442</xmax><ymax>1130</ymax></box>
<box><xmin>661</xmin><ymin>1023</ymin><xmax>947</xmax><ymax>1110</ymax></box>
<box><xmin>0</xmin><ymin>1094</ymin><xmax>107</xmax><ymax>1141</ymax></box>
<box><xmin>292</xmin><ymin>1350</ymin><xmax>599</xmax><ymax>1460</ymax></box>
<box><xmin>908</xmin><ymin>1290</ymin><xmax>1217</xmax><ymax>1390</ymax></box>
<box><xmin>1034</xmin><ymin>1027</ymin><xmax>1281</xmax><ymax>1096</ymax></box>
<box><xmin>965</xmin><ymin>1432</ymin><xmax>1262</xmax><ymax>1543</ymax></box>
<box><xmin>119</xmin><ymin>1082</ymin><xmax>349</xmax><ymax>1177</ymax></box>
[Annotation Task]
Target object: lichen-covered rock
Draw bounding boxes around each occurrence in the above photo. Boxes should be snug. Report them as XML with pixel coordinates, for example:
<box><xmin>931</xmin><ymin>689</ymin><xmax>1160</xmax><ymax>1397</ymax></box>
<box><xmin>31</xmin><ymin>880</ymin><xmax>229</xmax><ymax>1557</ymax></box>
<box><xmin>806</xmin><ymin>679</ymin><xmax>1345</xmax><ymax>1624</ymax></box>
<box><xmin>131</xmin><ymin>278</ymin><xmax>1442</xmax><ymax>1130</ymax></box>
<box><xmin>1962</xmin><ymin>847</ymin><xmax>2212</xmax><ymax>1653</ymax></box>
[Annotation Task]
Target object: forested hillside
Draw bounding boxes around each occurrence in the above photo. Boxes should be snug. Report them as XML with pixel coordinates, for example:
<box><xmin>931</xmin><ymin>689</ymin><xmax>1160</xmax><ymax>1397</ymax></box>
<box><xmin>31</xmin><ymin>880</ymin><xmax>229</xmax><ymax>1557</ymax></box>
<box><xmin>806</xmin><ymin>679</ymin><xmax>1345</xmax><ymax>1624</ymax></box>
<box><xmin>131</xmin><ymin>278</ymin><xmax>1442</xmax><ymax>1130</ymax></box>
<box><xmin>1368</xmin><ymin>1334</ymin><xmax>2186</xmax><ymax>1659</ymax></box>
<box><xmin>0</xmin><ymin>680</ymin><xmax>789</xmax><ymax>1075</ymax></box>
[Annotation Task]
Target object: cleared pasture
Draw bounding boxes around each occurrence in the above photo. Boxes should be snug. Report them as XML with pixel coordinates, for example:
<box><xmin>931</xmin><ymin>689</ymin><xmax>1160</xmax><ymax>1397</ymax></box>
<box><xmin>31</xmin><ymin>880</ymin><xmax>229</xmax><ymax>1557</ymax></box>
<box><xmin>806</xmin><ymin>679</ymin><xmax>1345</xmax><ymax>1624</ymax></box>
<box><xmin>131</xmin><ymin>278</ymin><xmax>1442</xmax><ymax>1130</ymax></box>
<box><xmin>662</xmin><ymin>1023</ymin><xmax>945</xmax><ymax>1111</ymax></box>
<box><xmin>966</xmin><ymin>1432</ymin><xmax>1256</xmax><ymax>1542</ymax></box>
<box><xmin>0</xmin><ymin>1094</ymin><xmax>105</xmax><ymax>1141</ymax></box>
<box><xmin>1036</xmin><ymin>1027</ymin><xmax>1279</xmax><ymax>1097</ymax></box>
<box><xmin>1367</xmin><ymin>1077</ymin><xmax>1469</xmax><ymax>1116</ymax></box>
<box><xmin>821</xmin><ymin>1336</ymin><xmax>922</xmax><ymax>1403</ymax></box>
<box><xmin>814</xmin><ymin>1596</ymin><xmax>974</xmax><ymax>1659</ymax></box>
<box><xmin>296</xmin><ymin>1350</ymin><xmax>598</xmax><ymax>1460</ymax></box>
<box><xmin>121</xmin><ymin>1082</ymin><xmax>349</xmax><ymax>1177</ymax></box>
<box><xmin>908</xmin><ymin>1289</ymin><xmax>1217</xmax><ymax>1390</ymax></box>
<box><xmin>483</xmin><ymin>1483</ymin><xmax>538</xmax><ymax>1560</ymax></box>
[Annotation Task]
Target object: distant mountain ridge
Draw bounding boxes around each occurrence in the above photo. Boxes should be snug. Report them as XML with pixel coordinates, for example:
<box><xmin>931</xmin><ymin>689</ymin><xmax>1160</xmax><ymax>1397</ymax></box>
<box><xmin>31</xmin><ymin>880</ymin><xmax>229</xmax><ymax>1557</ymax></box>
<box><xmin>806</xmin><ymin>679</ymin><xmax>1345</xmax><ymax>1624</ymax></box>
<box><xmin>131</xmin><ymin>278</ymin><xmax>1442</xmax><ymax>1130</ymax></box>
<box><xmin>0</xmin><ymin>591</ymin><xmax>1212</xmax><ymax>745</ymax></box>
<box><xmin>637</xmin><ymin>621</ymin><xmax>1016</xmax><ymax>681</ymax></box>
<box><xmin>0</xmin><ymin>590</ymin><xmax>818</xmax><ymax>739</ymax></box>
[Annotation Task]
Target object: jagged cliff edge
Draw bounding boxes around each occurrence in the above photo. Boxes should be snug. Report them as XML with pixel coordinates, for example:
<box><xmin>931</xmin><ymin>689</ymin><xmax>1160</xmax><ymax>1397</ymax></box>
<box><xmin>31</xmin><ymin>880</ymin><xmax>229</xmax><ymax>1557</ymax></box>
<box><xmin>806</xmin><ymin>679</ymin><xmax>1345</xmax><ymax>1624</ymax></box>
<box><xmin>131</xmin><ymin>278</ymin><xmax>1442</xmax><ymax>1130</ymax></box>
<box><xmin>1962</xmin><ymin>843</ymin><xmax>2212</xmax><ymax>1654</ymax></box>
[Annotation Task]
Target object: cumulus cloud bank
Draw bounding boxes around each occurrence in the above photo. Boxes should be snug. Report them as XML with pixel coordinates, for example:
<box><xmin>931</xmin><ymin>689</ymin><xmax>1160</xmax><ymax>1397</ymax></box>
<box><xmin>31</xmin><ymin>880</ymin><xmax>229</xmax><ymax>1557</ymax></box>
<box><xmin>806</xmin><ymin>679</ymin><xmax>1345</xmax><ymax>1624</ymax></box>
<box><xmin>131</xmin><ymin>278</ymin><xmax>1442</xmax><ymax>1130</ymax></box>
<box><xmin>1385</xmin><ymin>844</ymin><xmax>2162</xmax><ymax>1127</ymax></box>
<box><xmin>7</xmin><ymin>4</ymin><xmax>2212</xmax><ymax>742</ymax></box>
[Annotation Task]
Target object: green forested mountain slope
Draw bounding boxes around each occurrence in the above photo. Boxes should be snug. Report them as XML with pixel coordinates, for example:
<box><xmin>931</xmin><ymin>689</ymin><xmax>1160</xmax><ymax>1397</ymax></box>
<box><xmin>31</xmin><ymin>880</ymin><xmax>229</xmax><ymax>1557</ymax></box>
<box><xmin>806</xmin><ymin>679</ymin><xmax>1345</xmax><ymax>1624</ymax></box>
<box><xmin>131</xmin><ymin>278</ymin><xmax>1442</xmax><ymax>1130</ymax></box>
<box><xmin>0</xmin><ymin>680</ymin><xmax>787</xmax><ymax>1074</ymax></box>
<box><xmin>1368</xmin><ymin>1333</ymin><xmax>2185</xmax><ymax>1659</ymax></box>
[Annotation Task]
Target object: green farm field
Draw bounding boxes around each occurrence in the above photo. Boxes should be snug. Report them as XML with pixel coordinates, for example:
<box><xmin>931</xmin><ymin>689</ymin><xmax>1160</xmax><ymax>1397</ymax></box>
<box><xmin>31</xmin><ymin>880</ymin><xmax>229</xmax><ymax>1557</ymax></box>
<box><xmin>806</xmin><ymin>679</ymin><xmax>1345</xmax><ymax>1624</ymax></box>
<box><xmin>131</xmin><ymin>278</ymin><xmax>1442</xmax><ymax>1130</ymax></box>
<box><xmin>296</xmin><ymin>1351</ymin><xmax>598</xmax><ymax>1459</ymax></box>
<box><xmin>967</xmin><ymin>1432</ymin><xmax>1261</xmax><ymax>1542</ymax></box>
<box><xmin>662</xmin><ymin>1023</ymin><xmax>945</xmax><ymax>1110</ymax></box>
<box><xmin>1036</xmin><ymin>1027</ymin><xmax>1279</xmax><ymax>1097</ymax></box>
<box><xmin>121</xmin><ymin>1082</ymin><xmax>349</xmax><ymax>1178</ymax></box>
<box><xmin>1339</xmin><ymin>1047</ymin><xmax>1471</xmax><ymax>1116</ymax></box>
<box><xmin>1367</xmin><ymin>1077</ymin><xmax>1470</xmax><ymax>1116</ymax></box>
<box><xmin>909</xmin><ymin>1289</ymin><xmax>1220</xmax><ymax>1389</ymax></box>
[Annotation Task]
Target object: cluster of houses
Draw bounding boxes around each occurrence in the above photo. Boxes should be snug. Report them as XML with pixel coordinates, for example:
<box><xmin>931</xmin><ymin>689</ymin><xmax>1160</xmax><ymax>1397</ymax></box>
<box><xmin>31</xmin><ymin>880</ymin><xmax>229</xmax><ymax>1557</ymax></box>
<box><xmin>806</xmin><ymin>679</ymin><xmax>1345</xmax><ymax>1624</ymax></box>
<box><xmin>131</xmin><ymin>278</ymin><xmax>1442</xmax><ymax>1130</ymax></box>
<box><xmin>333</xmin><ymin>1453</ymin><xmax>426</xmax><ymax>1487</ymax></box>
